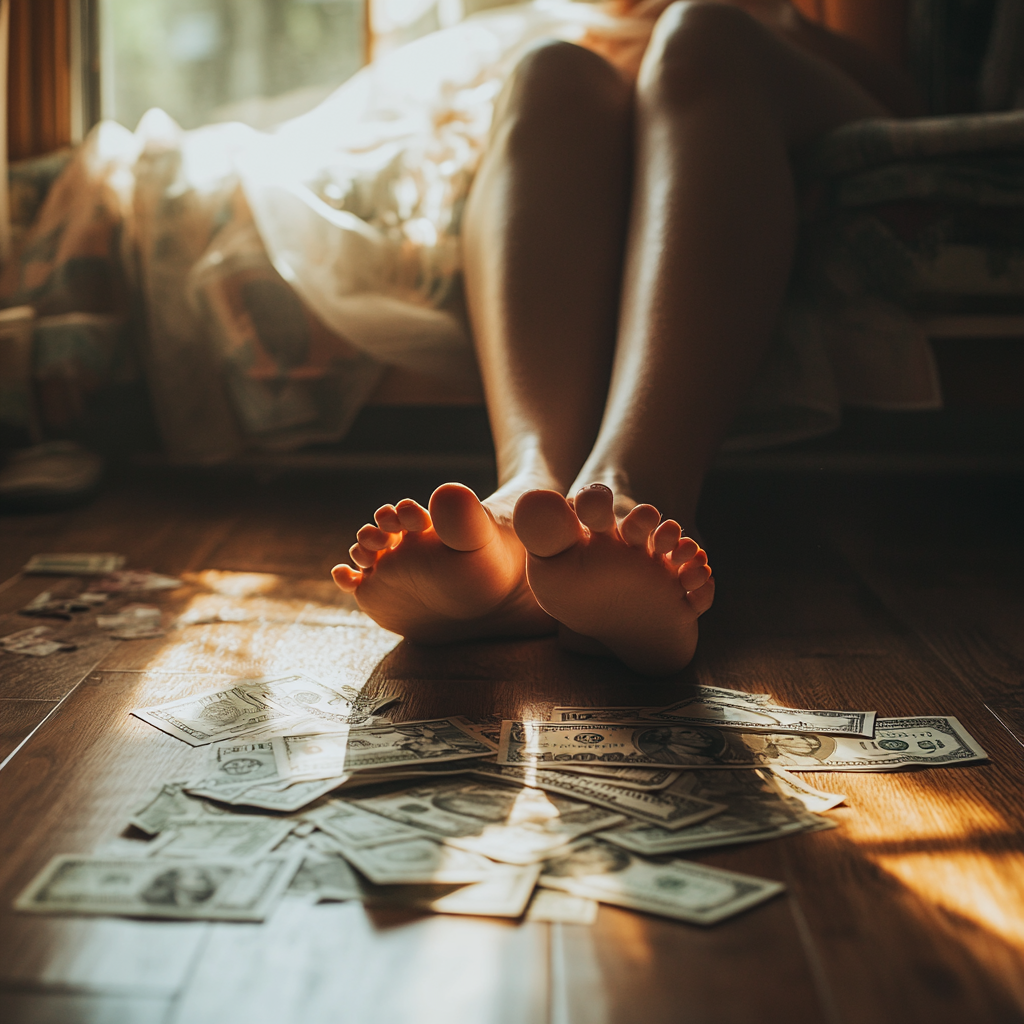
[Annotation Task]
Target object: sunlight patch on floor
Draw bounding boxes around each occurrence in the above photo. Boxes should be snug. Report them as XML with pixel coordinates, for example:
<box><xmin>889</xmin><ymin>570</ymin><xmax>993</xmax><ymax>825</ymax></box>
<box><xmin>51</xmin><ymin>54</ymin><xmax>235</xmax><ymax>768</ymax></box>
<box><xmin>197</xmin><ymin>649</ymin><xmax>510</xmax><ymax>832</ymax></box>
<box><xmin>835</xmin><ymin>772</ymin><xmax>1008</xmax><ymax>844</ymax></box>
<box><xmin>875</xmin><ymin>849</ymin><xmax>1024</xmax><ymax>951</ymax></box>
<box><xmin>128</xmin><ymin>570</ymin><xmax>399</xmax><ymax>684</ymax></box>
<box><xmin>832</xmin><ymin>772</ymin><xmax>1024</xmax><ymax>954</ymax></box>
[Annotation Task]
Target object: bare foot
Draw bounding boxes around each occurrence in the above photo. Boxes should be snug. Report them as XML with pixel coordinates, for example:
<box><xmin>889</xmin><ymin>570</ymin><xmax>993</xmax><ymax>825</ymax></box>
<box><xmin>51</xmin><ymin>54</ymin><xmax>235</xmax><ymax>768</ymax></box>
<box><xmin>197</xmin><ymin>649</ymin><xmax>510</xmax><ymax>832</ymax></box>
<box><xmin>332</xmin><ymin>482</ymin><xmax>555</xmax><ymax>643</ymax></box>
<box><xmin>512</xmin><ymin>483</ymin><xmax>714</xmax><ymax>675</ymax></box>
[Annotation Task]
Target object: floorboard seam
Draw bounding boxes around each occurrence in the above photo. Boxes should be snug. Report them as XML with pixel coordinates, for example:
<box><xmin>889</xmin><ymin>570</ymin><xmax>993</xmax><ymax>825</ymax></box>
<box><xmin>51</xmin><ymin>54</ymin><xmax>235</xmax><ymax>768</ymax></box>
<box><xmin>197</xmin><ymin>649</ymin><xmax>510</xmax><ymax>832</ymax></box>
<box><xmin>160</xmin><ymin>920</ymin><xmax>215</xmax><ymax>1024</ymax></box>
<box><xmin>0</xmin><ymin>659</ymin><xmax>107</xmax><ymax>773</ymax></box>
<box><xmin>785</xmin><ymin>893</ymin><xmax>845</xmax><ymax>1024</ymax></box>
<box><xmin>777</xmin><ymin>839</ymin><xmax>845</xmax><ymax>1024</ymax></box>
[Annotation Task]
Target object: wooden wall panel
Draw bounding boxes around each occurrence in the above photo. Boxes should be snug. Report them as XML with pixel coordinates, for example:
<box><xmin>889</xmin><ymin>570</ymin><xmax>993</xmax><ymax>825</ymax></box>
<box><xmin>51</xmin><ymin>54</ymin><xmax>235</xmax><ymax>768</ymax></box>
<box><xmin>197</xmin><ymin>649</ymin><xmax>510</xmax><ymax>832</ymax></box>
<box><xmin>7</xmin><ymin>0</ymin><xmax>71</xmax><ymax>161</ymax></box>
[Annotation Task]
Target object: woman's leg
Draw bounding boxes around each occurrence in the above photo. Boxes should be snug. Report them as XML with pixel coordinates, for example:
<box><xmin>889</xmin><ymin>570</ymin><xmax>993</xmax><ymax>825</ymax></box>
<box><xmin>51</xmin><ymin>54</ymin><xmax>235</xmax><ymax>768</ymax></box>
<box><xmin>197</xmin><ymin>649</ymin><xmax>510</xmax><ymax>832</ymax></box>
<box><xmin>333</xmin><ymin>42</ymin><xmax>636</xmax><ymax>642</ymax></box>
<box><xmin>514</xmin><ymin>2</ymin><xmax>888</xmax><ymax>673</ymax></box>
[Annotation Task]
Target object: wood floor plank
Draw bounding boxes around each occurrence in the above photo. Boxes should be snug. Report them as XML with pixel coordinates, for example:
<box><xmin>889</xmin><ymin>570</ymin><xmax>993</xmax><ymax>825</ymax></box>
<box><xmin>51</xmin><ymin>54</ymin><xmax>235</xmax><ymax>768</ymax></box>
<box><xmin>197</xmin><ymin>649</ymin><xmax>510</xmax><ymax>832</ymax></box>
<box><xmin>0</xmin><ymin>990</ymin><xmax>170</xmax><ymax>1024</ymax></box>
<box><xmin>0</xmin><ymin>670</ymin><xmax>212</xmax><ymax>990</ymax></box>
<box><xmin>0</xmin><ymin>620</ymin><xmax>118</xmax><ymax>701</ymax></box>
<box><xmin>696</xmin><ymin>484</ymin><xmax>1024</xmax><ymax>1023</ymax></box>
<box><xmin>169</xmin><ymin>898</ymin><xmax>549</xmax><ymax>1024</ymax></box>
<box><xmin>0</xmin><ymin>700</ymin><xmax>58</xmax><ymax>763</ymax></box>
<box><xmin>571</xmin><ymin>847</ymin><xmax>831</xmax><ymax>1024</ymax></box>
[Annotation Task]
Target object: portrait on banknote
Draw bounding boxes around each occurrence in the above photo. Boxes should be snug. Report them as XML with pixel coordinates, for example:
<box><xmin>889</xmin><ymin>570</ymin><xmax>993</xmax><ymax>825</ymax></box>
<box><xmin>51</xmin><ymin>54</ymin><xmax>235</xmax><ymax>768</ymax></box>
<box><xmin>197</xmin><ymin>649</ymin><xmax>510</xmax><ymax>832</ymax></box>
<box><xmin>428</xmin><ymin>786</ymin><xmax>520</xmax><ymax>822</ymax></box>
<box><xmin>381</xmin><ymin>723</ymin><xmax>486</xmax><ymax>760</ymax></box>
<box><xmin>141</xmin><ymin>867</ymin><xmax>222</xmax><ymax>908</ymax></box>
<box><xmin>544</xmin><ymin>841</ymin><xmax>632</xmax><ymax>879</ymax></box>
<box><xmin>744</xmin><ymin>733</ymin><xmax>837</xmax><ymax>768</ymax></box>
<box><xmin>633</xmin><ymin>727</ymin><xmax>728</xmax><ymax>764</ymax></box>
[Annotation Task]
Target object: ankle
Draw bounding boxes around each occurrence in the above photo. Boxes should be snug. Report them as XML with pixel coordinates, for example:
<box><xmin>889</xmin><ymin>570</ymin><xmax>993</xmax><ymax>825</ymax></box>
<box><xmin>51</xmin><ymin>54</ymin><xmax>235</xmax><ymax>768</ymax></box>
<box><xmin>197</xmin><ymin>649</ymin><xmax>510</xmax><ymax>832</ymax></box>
<box><xmin>486</xmin><ymin>469</ymin><xmax>562</xmax><ymax>526</ymax></box>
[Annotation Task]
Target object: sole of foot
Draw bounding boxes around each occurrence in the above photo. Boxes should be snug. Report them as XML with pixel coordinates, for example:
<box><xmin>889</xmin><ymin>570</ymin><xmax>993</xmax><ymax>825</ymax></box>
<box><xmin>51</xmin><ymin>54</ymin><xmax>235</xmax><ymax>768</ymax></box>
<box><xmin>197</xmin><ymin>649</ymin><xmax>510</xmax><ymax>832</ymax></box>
<box><xmin>512</xmin><ymin>483</ymin><xmax>714</xmax><ymax>676</ymax></box>
<box><xmin>332</xmin><ymin>482</ymin><xmax>554</xmax><ymax>644</ymax></box>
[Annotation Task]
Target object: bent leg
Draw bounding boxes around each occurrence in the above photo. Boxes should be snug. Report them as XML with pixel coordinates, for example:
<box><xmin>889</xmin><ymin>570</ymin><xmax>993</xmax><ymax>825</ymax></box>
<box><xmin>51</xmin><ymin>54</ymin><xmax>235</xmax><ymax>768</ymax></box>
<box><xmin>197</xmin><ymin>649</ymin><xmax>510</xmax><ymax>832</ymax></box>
<box><xmin>334</xmin><ymin>42</ymin><xmax>634</xmax><ymax>642</ymax></box>
<box><xmin>577</xmin><ymin>1</ymin><xmax>887</xmax><ymax>521</ymax></box>
<box><xmin>516</xmin><ymin>3</ymin><xmax>886</xmax><ymax>673</ymax></box>
<box><xmin>463</xmin><ymin>40</ymin><xmax>634</xmax><ymax>501</ymax></box>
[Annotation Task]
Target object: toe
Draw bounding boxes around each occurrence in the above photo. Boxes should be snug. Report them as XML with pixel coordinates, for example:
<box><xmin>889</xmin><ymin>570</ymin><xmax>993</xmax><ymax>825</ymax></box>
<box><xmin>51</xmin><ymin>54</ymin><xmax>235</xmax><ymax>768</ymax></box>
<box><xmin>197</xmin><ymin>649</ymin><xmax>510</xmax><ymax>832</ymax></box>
<box><xmin>395</xmin><ymin>499</ymin><xmax>431</xmax><ymax>532</ymax></box>
<box><xmin>653</xmin><ymin>520</ymin><xmax>682</xmax><ymax>555</ymax></box>
<box><xmin>668</xmin><ymin>537</ymin><xmax>701</xmax><ymax>566</ymax></box>
<box><xmin>574</xmin><ymin>484</ymin><xmax>616</xmax><ymax>534</ymax></box>
<box><xmin>356</xmin><ymin>524</ymin><xmax>393</xmax><ymax>551</ymax></box>
<box><xmin>374</xmin><ymin>505</ymin><xmax>404</xmax><ymax>533</ymax></box>
<box><xmin>678</xmin><ymin>554</ymin><xmax>711</xmax><ymax>590</ymax></box>
<box><xmin>429</xmin><ymin>483</ymin><xmax>497</xmax><ymax>552</ymax></box>
<box><xmin>685</xmin><ymin>575</ymin><xmax>715</xmax><ymax>615</ymax></box>
<box><xmin>513</xmin><ymin>489</ymin><xmax>586</xmax><ymax>557</ymax></box>
<box><xmin>349</xmin><ymin>543</ymin><xmax>379</xmax><ymax>569</ymax></box>
<box><xmin>620</xmin><ymin>504</ymin><xmax>661</xmax><ymax>549</ymax></box>
<box><xmin>332</xmin><ymin>564</ymin><xmax>363</xmax><ymax>592</ymax></box>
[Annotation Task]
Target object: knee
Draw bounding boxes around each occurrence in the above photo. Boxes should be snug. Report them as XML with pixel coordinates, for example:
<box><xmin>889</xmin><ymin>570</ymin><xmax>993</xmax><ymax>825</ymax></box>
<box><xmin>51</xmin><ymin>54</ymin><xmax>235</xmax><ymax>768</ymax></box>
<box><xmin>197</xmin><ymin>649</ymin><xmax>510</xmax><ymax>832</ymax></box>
<box><xmin>499</xmin><ymin>40</ymin><xmax>631</xmax><ymax>136</ymax></box>
<box><xmin>638</xmin><ymin>2</ymin><xmax>768</xmax><ymax>105</ymax></box>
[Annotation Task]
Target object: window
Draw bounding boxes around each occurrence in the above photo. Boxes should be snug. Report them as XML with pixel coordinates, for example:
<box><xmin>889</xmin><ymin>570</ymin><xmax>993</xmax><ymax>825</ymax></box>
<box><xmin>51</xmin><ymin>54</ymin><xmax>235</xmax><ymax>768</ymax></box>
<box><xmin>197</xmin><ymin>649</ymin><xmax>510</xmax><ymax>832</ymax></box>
<box><xmin>100</xmin><ymin>0</ymin><xmax>366</xmax><ymax>131</ymax></box>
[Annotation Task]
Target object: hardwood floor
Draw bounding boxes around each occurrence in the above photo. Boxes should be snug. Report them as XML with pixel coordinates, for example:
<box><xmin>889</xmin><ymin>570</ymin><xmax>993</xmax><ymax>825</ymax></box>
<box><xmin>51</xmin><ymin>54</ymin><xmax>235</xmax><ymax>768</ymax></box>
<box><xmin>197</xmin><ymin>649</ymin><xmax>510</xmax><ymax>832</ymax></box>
<box><xmin>0</xmin><ymin>467</ymin><xmax>1021</xmax><ymax>1024</ymax></box>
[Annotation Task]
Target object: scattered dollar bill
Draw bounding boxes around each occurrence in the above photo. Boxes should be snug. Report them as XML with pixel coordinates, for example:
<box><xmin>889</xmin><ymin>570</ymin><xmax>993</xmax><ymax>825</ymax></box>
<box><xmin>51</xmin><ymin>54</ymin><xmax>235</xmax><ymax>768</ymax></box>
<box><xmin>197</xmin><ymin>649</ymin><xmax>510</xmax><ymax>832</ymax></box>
<box><xmin>333</xmin><ymin>761</ymin><xmax>476</xmax><ymax>791</ymax></box>
<box><xmin>229</xmin><ymin>776</ymin><xmax>348</xmax><ymax>813</ymax></box>
<box><xmin>249</xmin><ymin>674</ymin><xmax>392</xmax><ymax>729</ymax></box>
<box><xmin>644</xmin><ymin>695</ymin><xmax>876</xmax><ymax>737</ymax></box>
<box><xmin>359</xmin><ymin>863</ymin><xmax>542</xmax><ymax>918</ymax></box>
<box><xmin>86</xmin><ymin>570</ymin><xmax>181</xmax><ymax>592</ymax></box>
<box><xmin>132</xmin><ymin>685</ymin><xmax>291</xmax><ymax>746</ymax></box>
<box><xmin>469</xmin><ymin>763</ymin><xmax>726</xmax><ymax>830</ymax></box>
<box><xmin>131</xmin><ymin>674</ymin><xmax>392</xmax><ymax>748</ymax></box>
<box><xmin>347</xmin><ymin>780</ymin><xmax>626</xmax><ymax>864</ymax></box>
<box><xmin>768</xmin><ymin>768</ymin><xmax>846</xmax><ymax>812</ymax></box>
<box><xmin>0</xmin><ymin>625</ymin><xmax>76</xmax><ymax>657</ymax></box>
<box><xmin>149</xmin><ymin>817</ymin><xmax>295</xmax><ymax>860</ymax></box>
<box><xmin>525</xmin><ymin>887</ymin><xmax>599</xmax><ymax>925</ymax></box>
<box><xmin>182</xmin><ymin>740</ymin><xmax>350</xmax><ymax>810</ymax></box>
<box><xmin>499</xmin><ymin>718</ymin><xmax>988</xmax><ymax>771</ymax></box>
<box><xmin>63</xmin><ymin>677</ymin><xmax>988</xmax><ymax>931</ymax></box>
<box><xmin>20</xmin><ymin>590</ymin><xmax>108</xmax><ymax>619</ymax></box>
<box><xmin>676</xmin><ymin>686</ymin><xmax>775</xmax><ymax>706</ymax></box>
<box><xmin>549</xmin><ymin>688</ymin><xmax>774</xmax><ymax>724</ymax></box>
<box><xmin>597</xmin><ymin>770</ymin><xmax>819</xmax><ymax>855</ymax></box>
<box><xmin>306</xmin><ymin>799</ymin><xmax>434</xmax><ymax>848</ymax></box>
<box><xmin>286</xmin><ymin>848</ymin><xmax>363</xmax><ymax>902</ymax></box>
<box><xmin>541</xmin><ymin>839</ymin><xmax>785</xmax><ymax>924</ymax></box>
<box><xmin>96</xmin><ymin>604</ymin><xmax>164</xmax><ymax>640</ymax></box>
<box><xmin>272</xmin><ymin>718</ymin><xmax>493</xmax><ymax>780</ymax></box>
<box><xmin>24</xmin><ymin>553</ymin><xmax>125</xmax><ymax>575</ymax></box>
<box><xmin>129</xmin><ymin>782</ymin><xmax>231</xmax><ymax>834</ymax></box>
<box><xmin>450</xmin><ymin>719</ymin><xmax>500</xmax><ymax>750</ymax></box>
<box><xmin>14</xmin><ymin>853</ymin><xmax>299</xmax><ymax>921</ymax></box>
<box><xmin>318</xmin><ymin>832</ymin><xmax>501</xmax><ymax>885</ymax></box>
<box><xmin>185</xmin><ymin>741</ymin><xmax>284</xmax><ymax>802</ymax></box>
<box><xmin>533</xmin><ymin>764</ymin><xmax>682</xmax><ymax>790</ymax></box>
<box><xmin>549</xmin><ymin>707</ymin><xmax>659</xmax><ymax>724</ymax></box>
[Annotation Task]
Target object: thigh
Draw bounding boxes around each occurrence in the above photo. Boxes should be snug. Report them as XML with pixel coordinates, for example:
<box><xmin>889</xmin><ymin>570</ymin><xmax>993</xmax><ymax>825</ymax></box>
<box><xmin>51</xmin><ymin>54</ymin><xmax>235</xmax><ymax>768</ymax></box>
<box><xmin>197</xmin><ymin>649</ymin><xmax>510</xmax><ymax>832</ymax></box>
<box><xmin>639</xmin><ymin>1</ymin><xmax>886</xmax><ymax>145</ymax></box>
<box><xmin>483</xmin><ymin>39</ymin><xmax>633</xmax><ymax>158</ymax></box>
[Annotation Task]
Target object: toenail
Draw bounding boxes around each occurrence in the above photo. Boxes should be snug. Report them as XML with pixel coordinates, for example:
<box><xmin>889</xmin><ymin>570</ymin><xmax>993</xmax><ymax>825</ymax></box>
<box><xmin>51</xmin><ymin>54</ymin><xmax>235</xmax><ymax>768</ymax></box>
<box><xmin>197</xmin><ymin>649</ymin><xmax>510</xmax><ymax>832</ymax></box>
<box><xmin>585</xmin><ymin>483</ymin><xmax>612</xmax><ymax>494</ymax></box>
